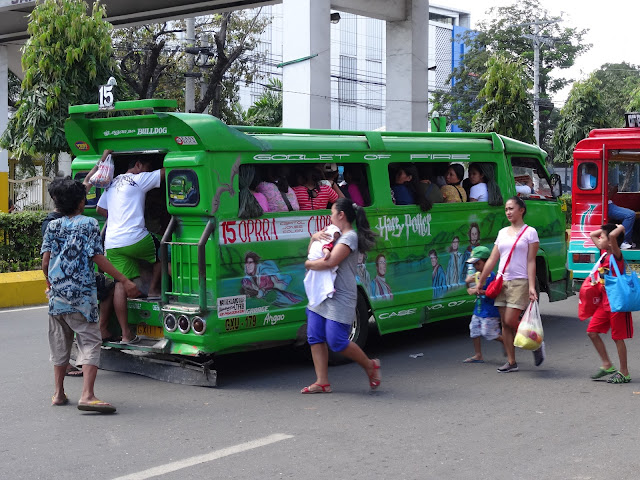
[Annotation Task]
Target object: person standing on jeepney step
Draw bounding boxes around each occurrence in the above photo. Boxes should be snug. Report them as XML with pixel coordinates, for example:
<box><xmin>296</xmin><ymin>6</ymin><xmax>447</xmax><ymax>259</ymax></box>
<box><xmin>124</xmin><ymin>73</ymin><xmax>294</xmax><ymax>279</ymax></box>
<box><xmin>607</xmin><ymin>183</ymin><xmax>635</xmax><ymax>249</ymax></box>
<box><xmin>96</xmin><ymin>151</ymin><xmax>165</xmax><ymax>344</ymax></box>
<box><xmin>301</xmin><ymin>199</ymin><xmax>380</xmax><ymax>393</ymax></box>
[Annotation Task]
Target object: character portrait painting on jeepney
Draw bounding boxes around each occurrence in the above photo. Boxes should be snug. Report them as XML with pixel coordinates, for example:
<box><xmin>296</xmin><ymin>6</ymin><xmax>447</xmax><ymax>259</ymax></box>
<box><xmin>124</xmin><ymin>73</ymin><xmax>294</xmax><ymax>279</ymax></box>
<box><xmin>240</xmin><ymin>251</ymin><xmax>303</xmax><ymax>307</ymax></box>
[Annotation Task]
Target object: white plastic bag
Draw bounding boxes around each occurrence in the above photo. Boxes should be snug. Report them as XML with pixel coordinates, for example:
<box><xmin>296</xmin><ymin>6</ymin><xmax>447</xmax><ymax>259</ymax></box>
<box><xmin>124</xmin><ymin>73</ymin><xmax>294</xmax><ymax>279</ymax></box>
<box><xmin>89</xmin><ymin>154</ymin><xmax>114</xmax><ymax>188</ymax></box>
<box><xmin>513</xmin><ymin>300</ymin><xmax>544</xmax><ymax>350</ymax></box>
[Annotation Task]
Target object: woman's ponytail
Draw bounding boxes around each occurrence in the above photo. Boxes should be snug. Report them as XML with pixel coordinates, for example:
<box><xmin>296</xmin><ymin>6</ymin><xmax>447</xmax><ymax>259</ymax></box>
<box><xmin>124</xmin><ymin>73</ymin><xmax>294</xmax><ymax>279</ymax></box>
<box><xmin>334</xmin><ymin>198</ymin><xmax>377</xmax><ymax>253</ymax></box>
<box><xmin>354</xmin><ymin>204</ymin><xmax>377</xmax><ymax>252</ymax></box>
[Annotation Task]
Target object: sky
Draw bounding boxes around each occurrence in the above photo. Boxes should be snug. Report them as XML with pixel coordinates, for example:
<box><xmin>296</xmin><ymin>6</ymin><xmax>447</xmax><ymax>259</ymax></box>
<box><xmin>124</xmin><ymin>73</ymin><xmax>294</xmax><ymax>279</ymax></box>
<box><xmin>445</xmin><ymin>0</ymin><xmax>640</xmax><ymax>107</ymax></box>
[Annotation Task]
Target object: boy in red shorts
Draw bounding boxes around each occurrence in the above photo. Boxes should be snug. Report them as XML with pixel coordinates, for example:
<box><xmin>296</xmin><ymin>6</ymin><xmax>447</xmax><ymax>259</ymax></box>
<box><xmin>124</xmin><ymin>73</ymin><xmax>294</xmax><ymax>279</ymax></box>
<box><xmin>588</xmin><ymin>223</ymin><xmax>633</xmax><ymax>383</ymax></box>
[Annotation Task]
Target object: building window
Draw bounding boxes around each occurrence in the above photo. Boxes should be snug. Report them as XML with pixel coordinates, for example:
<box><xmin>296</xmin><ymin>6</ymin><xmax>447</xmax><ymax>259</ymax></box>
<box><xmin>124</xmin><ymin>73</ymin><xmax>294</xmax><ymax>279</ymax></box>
<box><xmin>366</xmin><ymin>18</ymin><xmax>382</xmax><ymax>61</ymax></box>
<box><xmin>339</xmin><ymin>55</ymin><xmax>357</xmax><ymax>104</ymax></box>
<box><xmin>429</xmin><ymin>13</ymin><xmax>454</xmax><ymax>25</ymax></box>
<box><xmin>340</xmin><ymin>12</ymin><xmax>357</xmax><ymax>56</ymax></box>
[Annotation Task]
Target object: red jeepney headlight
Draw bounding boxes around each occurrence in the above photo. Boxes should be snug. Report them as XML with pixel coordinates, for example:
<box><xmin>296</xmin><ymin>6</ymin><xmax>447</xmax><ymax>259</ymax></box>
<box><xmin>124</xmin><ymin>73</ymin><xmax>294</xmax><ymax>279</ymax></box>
<box><xmin>573</xmin><ymin>253</ymin><xmax>596</xmax><ymax>264</ymax></box>
<box><xmin>192</xmin><ymin>316</ymin><xmax>206</xmax><ymax>335</ymax></box>
<box><xmin>178</xmin><ymin>315</ymin><xmax>190</xmax><ymax>333</ymax></box>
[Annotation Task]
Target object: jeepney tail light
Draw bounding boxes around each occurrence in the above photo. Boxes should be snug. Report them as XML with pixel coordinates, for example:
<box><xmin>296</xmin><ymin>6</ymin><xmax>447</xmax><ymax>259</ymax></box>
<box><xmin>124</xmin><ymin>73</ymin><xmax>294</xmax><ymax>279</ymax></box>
<box><xmin>164</xmin><ymin>314</ymin><xmax>177</xmax><ymax>332</ymax></box>
<box><xmin>573</xmin><ymin>253</ymin><xmax>596</xmax><ymax>264</ymax></box>
<box><xmin>192</xmin><ymin>316</ymin><xmax>206</xmax><ymax>335</ymax></box>
<box><xmin>178</xmin><ymin>315</ymin><xmax>190</xmax><ymax>334</ymax></box>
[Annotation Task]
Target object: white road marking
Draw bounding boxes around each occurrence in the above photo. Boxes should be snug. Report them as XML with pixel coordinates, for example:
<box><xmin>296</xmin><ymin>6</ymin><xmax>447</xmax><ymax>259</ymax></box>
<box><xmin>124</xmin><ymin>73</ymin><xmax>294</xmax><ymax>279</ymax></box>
<box><xmin>111</xmin><ymin>433</ymin><xmax>294</xmax><ymax>480</ymax></box>
<box><xmin>0</xmin><ymin>305</ymin><xmax>48</xmax><ymax>315</ymax></box>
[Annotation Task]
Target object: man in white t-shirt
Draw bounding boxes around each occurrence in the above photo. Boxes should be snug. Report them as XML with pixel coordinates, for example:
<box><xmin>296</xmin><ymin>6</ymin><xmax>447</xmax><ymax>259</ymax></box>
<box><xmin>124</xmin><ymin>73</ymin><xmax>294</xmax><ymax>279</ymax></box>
<box><xmin>97</xmin><ymin>155</ymin><xmax>165</xmax><ymax>343</ymax></box>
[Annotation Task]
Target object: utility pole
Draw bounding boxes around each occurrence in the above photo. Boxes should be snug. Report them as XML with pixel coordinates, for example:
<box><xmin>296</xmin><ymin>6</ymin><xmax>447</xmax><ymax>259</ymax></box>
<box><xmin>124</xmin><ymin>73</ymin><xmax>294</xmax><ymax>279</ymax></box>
<box><xmin>516</xmin><ymin>18</ymin><xmax>561</xmax><ymax>145</ymax></box>
<box><xmin>185</xmin><ymin>18</ymin><xmax>196</xmax><ymax>113</ymax></box>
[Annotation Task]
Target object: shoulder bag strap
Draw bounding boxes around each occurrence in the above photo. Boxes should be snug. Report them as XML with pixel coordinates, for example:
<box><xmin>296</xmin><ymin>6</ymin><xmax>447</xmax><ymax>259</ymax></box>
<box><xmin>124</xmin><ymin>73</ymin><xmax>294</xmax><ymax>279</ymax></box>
<box><xmin>456</xmin><ymin>186</ymin><xmax>464</xmax><ymax>202</ymax></box>
<box><xmin>589</xmin><ymin>252</ymin><xmax>608</xmax><ymax>281</ymax></box>
<box><xmin>499</xmin><ymin>225</ymin><xmax>529</xmax><ymax>276</ymax></box>
<box><xmin>279</xmin><ymin>190</ymin><xmax>294</xmax><ymax>211</ymax></box>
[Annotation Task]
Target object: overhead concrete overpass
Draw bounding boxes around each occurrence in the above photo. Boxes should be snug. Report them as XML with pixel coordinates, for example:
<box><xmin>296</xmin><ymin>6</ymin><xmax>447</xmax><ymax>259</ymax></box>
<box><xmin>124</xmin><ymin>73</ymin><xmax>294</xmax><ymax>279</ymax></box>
<box><xmin>0</xmin><ymin>0</ymin><xmax>431</xmax><ymax>210</ymax></box>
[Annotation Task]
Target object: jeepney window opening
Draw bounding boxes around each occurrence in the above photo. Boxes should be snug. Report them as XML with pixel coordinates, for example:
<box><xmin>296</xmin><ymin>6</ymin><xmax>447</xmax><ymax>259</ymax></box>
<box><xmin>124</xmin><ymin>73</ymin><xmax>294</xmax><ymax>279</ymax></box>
<box><xmin>510</xmin><ymin>156</ymin><xmax>555</xmax><ymax>199</ymax></box>
<box><xmin>104</xmin><ymin>151</ymin><xmax>170</xmax><ymax>238</ymax></box>
<box><xmin>577</xmin><ymin>162</ymin><xmax>598</xmax><ymax>191</ymax></box>
<box><xmin>608</xmin><ymin>159</ymin><xmax>640</xmax><ymax>194</ymax></box>
<box><xmin>74</xmin><ymin>171</ymin><xmax>101</xmax><ymax>208</ymax></box>
<box><xmin>237</xmin><ymin>162</ymin><xmax>372</xmax><ymax>217</ymax></box>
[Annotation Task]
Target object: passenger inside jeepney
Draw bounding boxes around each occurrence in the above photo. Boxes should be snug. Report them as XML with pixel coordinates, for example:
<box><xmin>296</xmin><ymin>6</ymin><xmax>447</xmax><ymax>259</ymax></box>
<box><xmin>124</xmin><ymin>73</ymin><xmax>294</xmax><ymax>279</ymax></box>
<box><xmin>514</xmin><ymin>175</ymin><xmax>534</xmax><ymax>195</ymax></box>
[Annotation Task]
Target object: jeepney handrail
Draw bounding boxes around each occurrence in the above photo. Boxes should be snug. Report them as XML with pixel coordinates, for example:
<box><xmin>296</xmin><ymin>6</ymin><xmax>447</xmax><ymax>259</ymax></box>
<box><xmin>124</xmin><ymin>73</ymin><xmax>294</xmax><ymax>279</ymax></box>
<box><xmin>197</xmin><ymin>219</ymin><xmax>216</xmax><ymax>312</ymax></box>
<box><xmin>69</xmin><ymin>99</ymin><xmax>178</xmax><ymax>116</ymax></box>
<box><xmin>233</xmin><ymin>125</ymin><xmax>499</xmax><ymax>141</ymax></box>
<box><xmin>160</xmin><ymin>216</ymin><xmax>178</xmax><ymax>304</ymax></box>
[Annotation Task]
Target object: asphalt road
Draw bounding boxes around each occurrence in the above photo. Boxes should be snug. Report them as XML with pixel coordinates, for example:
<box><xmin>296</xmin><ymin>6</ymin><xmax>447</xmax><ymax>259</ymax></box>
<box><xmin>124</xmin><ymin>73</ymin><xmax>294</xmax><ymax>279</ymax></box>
<box><xmin>1</xmin><ymin>295</ymin><xmax>638</xmax><ymax>480</ymax></box>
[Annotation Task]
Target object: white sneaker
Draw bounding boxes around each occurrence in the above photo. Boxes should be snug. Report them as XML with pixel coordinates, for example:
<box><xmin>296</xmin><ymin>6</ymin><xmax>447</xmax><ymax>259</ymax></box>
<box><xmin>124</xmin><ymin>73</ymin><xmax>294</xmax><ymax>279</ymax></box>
<box><xmin>621</xmin><ymin>242</ymin><xmax>632</xmax><ymax>250</ymax></box>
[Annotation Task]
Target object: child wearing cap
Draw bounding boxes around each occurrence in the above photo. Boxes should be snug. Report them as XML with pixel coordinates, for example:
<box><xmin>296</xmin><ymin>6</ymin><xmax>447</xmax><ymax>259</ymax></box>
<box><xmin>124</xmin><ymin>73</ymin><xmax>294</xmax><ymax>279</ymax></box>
<box><xmin>463</xmin><ymin>246</ymin><xmax>503</xmax><ymax>363</ymax></box>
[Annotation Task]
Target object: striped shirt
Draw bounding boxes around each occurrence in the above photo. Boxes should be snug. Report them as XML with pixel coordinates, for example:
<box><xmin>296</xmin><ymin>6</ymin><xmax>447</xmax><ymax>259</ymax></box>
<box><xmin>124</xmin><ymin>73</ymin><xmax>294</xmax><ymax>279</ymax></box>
<box><xmin>292</xmin><ymin>184</ymin><xmax>338</xmax><ymax>211</ymax></box>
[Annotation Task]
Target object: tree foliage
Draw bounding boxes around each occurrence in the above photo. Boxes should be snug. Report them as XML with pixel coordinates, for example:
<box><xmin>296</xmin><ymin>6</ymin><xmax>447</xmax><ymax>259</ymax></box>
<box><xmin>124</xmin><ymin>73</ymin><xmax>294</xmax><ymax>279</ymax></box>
<box><xmin>472</xmin><ymin>55</ymin><xmax>534</xmax><ymax>143</ymax></box>
<box><xmin>112</xmin><ymin>22</ymin><xmax>184</xmax><ymax>102</ymax></box>
<box><xmin>591</xmin><ymin>62</ymin><xmax>640</xmax><ymax>127</ymax></box>
<box><xmin>432</xmin><ymin>0</ymin><xmax>589</xmax><ymax>146</ymax></box>
<box><xmin>245</xmin><ymin>77</ymin><xmax>282</xmax><ymax>126</ymax></box>
<box><xmin>1</xmin><ymin>0</ymin><xmax>116</xmax><ymax>172</ymax></box>
<box><xmin>628</xmin><ymin>85</ymin><xmax>640</xmax><ymax>112</ymax></box>
<box><xmin>113</xmin><ymin>11</ymin><xmax>268</xmax><ymax>123</ymax></box>
<box><xmin>552</xmin><ymin>76</ymin><xmax>608</xmax><ymax>164</ymax></box>
<box><xmin>193</xmin><ymin>11</ymin><xmax>269</xmax><ymax>120</ymax></box>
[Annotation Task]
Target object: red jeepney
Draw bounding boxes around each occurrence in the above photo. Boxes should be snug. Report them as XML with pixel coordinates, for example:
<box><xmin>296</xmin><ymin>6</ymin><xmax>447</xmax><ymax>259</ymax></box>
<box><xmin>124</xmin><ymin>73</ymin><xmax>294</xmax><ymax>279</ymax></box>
<box><xmin>568</xmin><ymin>113</ymin><xmax>640</xmax><ymax>287</ymax></box>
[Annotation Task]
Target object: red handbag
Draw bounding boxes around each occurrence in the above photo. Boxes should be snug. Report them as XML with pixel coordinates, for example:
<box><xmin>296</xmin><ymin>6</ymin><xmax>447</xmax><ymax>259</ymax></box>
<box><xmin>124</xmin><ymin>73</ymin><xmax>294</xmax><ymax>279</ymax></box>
<box><xmin>578</xmin><ymin>252</ymin><xmax>606</xmax><ymax>320</ymax></box>
<box><xmin>485</xmin><ymin>226</ymin><xmax>529</xmax><ymax>299</ymax></box>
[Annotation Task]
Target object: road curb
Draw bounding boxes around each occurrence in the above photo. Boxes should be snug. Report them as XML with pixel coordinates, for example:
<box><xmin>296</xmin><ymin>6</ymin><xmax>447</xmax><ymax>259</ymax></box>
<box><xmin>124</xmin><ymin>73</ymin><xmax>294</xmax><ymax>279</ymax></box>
<box><xmin>0</xmin><ymin>271</ymin><xmax>47</xmax><ymax>308</ymax></box>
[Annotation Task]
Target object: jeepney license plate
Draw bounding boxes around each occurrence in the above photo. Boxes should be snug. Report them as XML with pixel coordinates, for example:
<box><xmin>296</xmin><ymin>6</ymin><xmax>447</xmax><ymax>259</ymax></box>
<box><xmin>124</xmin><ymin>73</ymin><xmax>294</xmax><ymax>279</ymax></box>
<box><xmin>628</xmin><ymin>264</ymin><xmax>640</xmax><ymax>274</ymax></box>
<box><xmin>137</xmin><ymin>324</ymin><xmax>164</xmax><ymax>339</ymax></box>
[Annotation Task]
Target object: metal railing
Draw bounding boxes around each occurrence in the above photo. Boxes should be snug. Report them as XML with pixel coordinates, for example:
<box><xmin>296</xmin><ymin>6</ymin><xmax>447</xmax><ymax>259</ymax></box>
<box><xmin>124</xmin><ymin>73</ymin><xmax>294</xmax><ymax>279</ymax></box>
<box><xmin>8</xmin><ymin>176</ymin><xmax>52</xmax><ymax>211</ymax></box>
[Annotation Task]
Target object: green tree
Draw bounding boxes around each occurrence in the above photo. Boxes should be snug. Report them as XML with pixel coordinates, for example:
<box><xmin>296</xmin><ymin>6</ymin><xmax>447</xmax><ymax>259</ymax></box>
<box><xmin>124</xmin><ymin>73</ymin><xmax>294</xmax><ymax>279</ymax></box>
<box><xmin>472</xmin><ymin>55</ymin><xmax>534</xmax><ymax>143</ymax></box>
<box><xmin>432</xmin><ymin>0</ymin><xmax>589</xmax><ymax>146</ymax></box>
<box><xmin>552</xmin><ymin>76</ymin><xmax>608</xmax><ymax>164</ymax></box>
<box><xmin>628</xmin><ymin>85</ymin><xmax>640</xmax><ymax>112</ymax></box>
<box><xmin>7</xmin><ymin>71</ymin><xmax>20</xmax><ymax>110</ymax></box>
<box><xmin>193</xmin><ymin>11</ymin><xmax>269</xmax><ymax>120</ymax></box>
<box><xmin>113</xmin><ymin>11</ymin><xmax>269</xmax><ymax>123</ymax></box>
<box><xmin>113</xmin><ymin>22</ymin><xmax>184</xmax><ymax>102</ymax></box>
<box><xmin>245</xmin><ymin>77</ymin><xmax>282</xmax><ymax>126</ymax></box>
<box><xmin>1</xmin><ymin>0</ymin><xmax>115</xmax><ymax>173</ymax></box>
<box><xmin>592</xmin><ymin>62</ymin><xmax>640</xmax><ymax>126</ymax></box>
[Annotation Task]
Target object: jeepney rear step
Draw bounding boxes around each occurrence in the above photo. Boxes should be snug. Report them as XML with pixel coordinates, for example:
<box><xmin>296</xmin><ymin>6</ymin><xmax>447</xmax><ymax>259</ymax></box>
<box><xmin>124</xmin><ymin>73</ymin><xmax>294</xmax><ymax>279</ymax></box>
<box><xmin>97</xmin><ymin>348</ymin><xmax>217</xmax><ymax>387</ymax></box>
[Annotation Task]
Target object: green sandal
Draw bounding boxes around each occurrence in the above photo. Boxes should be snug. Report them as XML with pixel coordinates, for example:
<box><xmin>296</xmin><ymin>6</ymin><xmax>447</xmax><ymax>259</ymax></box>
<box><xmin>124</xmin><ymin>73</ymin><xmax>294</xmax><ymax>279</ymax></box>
<box><xmin>591</xmin><ymin>366</ymin><xmax>616</xmax><ymax>380</ymax></box>
<box><xmin>607</xmin><ymin>371</ymin><xmax>631</xmax><ymax>384</ymax></box>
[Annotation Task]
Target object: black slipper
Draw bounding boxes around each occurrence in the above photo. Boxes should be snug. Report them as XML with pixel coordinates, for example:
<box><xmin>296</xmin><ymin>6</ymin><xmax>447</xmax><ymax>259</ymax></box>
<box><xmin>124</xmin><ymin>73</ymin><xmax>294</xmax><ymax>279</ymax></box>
<box><xmin>65</xmin><ymin>366</ymin><xmax>83</xmax><ymax>377</ymax></box>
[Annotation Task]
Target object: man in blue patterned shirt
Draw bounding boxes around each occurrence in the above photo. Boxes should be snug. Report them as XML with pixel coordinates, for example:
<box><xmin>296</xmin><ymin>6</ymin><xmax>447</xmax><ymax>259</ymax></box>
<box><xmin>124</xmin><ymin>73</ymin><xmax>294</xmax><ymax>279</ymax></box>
<box><xmin>42</xmin><ymin>178</ymin><xmax>139</xmax><ymax>413</ymax></box>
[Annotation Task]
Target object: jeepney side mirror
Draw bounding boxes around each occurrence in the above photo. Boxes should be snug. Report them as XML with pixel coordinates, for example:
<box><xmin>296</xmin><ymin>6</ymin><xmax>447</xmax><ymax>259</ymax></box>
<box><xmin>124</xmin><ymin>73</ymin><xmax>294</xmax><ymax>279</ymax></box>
<box><xmin>550</xmin><ymin>174</ymin><xmax>562</xmax><ymax>198</ymax></box>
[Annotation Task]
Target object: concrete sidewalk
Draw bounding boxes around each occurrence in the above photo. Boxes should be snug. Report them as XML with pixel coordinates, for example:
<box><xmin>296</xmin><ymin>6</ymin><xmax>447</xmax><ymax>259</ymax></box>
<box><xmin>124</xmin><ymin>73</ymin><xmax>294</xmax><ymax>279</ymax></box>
<box><xmin>0</xmin><ymin>271</ymin><xmax>47</xmax><ymax>308</ymax></box>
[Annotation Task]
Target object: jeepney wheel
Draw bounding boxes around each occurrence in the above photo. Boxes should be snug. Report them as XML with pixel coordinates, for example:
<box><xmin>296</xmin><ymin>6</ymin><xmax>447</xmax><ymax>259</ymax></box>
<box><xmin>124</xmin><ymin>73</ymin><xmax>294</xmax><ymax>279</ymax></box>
<box><xmin>328</xmin><ymin>292</ymin><xmax>370</xmax><ymax>365</ymax></box>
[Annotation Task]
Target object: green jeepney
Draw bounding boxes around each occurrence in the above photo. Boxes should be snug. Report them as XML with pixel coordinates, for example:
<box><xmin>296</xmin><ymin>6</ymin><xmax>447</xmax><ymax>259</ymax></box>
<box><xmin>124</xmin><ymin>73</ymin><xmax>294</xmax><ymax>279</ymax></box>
<box><xmin>66</xmin><ymin>99</ymin><xmax>571</xmax><ymax>379</ymax></box>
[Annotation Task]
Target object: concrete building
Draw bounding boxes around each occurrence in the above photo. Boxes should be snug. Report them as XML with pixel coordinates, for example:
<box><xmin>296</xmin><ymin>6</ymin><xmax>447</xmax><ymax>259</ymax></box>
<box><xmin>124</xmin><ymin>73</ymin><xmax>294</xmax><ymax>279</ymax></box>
<box><xmin>238</xmin><ymin>3</ymin><xmax>470</xmax><ymax>131</ymax></box>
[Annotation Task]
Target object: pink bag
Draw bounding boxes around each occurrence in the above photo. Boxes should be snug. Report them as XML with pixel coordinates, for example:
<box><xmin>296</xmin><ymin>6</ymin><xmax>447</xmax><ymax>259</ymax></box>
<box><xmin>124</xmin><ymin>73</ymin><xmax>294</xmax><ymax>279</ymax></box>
<box><xmin>89</xmin><ymin>154</ymin><xmax>114</xmax><ymax>188</ymax></box>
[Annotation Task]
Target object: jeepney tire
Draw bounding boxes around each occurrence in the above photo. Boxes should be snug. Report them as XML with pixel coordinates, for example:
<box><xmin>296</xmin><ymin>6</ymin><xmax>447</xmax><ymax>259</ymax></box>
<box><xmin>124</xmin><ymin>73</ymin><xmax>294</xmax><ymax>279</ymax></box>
<box><xmin>328</xmin><ymin>292</ymin><xmax>370</xmax><ymax>366</ymax></box>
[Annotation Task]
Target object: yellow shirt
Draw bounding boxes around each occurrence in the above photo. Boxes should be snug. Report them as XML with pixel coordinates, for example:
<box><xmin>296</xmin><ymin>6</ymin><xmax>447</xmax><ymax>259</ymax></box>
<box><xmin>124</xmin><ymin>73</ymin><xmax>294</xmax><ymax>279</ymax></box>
<box><xmin>441</xmin><ymin>184</ymin><xmax>467</xmax><ymax>203</ymax></box>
